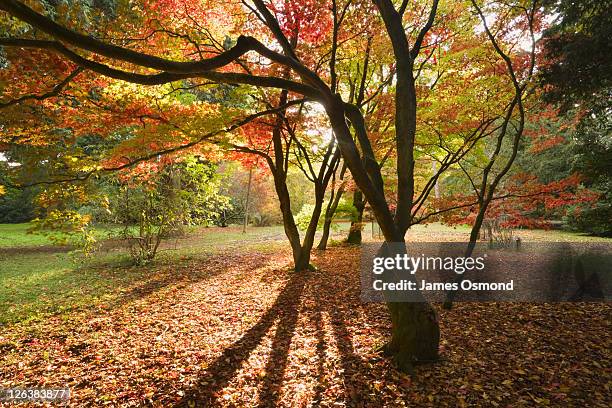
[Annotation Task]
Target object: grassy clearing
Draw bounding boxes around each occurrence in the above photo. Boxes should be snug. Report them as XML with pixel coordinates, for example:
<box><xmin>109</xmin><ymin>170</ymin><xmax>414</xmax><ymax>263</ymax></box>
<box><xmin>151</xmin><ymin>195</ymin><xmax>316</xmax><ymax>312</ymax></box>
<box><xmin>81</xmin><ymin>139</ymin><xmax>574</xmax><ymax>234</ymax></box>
<box><xmin>1</xmin><ymin>246</ymin><xmax>608</xmax><ymax>407</ymax></box>
<box><xmin>0</xmin><ymin>251</ymin><xmax>134</xmax><ymax>325</ymax></box>
<box><xmin>0</xmin><ymin>223</ymin><xmax>347</xmax><ymax>325</ymax></box>
<box><xmin>0</xmin><ymin>222</ymin><xmax>609</xmax><ymax>406</ymax></box>
<box><xmin>1</xmin><ymin>221</ymin><xmax>608</xmax><ymax>326</ymax></box>
<box><xmin>0</xmin><ymin>223</ymin><xmax>124</xmax><ymax>248</ymax></box>
<box><xmin>0</xmin><ymin>223</ymin><xmax>54</xmax><ymax>248</ymax></box>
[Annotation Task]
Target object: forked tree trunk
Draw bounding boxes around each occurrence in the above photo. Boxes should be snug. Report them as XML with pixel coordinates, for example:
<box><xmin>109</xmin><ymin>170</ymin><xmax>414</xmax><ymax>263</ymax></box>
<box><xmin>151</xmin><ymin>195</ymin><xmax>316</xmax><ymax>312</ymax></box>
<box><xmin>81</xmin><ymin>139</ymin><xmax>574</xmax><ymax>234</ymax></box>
<box><xmin>270</xmin><ymin>148</ymin><xmax>337</xmax><ymax>270</ymax></box>
<box><xmin>325</xmin><ymin>96</ymin><xmax>440</xmax><ymax>370</ymax></box>
<box><xmin>346</xmin><ymin>190</ymin><xmax>365</xmax><ymax>244</ymax></box>
<box><xmin>317</xmin><ymin>176</ymin><xmax>346</xmax><ymax>250</ymax></box>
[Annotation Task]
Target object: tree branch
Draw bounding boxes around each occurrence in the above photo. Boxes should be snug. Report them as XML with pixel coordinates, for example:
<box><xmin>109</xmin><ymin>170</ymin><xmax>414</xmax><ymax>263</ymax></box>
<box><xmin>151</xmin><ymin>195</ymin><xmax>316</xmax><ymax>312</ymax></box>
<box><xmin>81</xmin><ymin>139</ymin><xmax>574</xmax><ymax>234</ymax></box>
<box><xmin>0</xmin><ymin>67</ymin><xmax>82</xmax><ymax>108</ymax></box>
<box><xmin>8</xmin><ymin>98</ymin><xmax>306</xmax><ymax>188</ymax></box>
<box><xmin>0</xmin><ymin>38</ymin><xmax>323</xmax><ymax>98</ymax></box>
<box><xmin>410</xmin><ymin>0</ymin><xmax>439</xmax><ymax>59</ymax></box>
<box><xmin>0</xmin><ymin>0</ymin><xmax>259</xmax><ymax>73</ymax></box>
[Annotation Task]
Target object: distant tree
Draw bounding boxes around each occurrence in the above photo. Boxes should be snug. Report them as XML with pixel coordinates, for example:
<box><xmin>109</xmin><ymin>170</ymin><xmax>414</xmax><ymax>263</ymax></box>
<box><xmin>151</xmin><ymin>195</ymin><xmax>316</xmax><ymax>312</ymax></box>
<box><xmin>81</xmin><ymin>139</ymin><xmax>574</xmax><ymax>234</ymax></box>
<box><xmin>0</xmin><ymin>160</ymin><xmax>37</xmax><ymax>223</ymax></box>
<box><xmin>538</xmin><ymin>0</ymin><xmax>611</xmax><ymax>235</ymax></box>
<box><xmin>566</xmin><ymin>113</ymin><xmax>612</xmax><ymax>236</ymax></box>
<box><xmin>216</xmin><ymin>162</ymin><xmax>282</xmax><ymax>227</ymax></box>
<box><xmin>540</xmin><ymin>0</ymin><xmax>611</xmax><ymax>114</ymax></box>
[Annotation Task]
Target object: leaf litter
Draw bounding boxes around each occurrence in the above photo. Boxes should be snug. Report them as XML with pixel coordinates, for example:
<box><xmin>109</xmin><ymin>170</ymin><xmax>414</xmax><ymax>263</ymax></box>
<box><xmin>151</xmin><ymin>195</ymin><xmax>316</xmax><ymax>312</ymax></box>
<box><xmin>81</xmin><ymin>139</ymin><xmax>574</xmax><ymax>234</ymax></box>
<box><xmin>0</xmin><ymin>247</ymin><xmax>610</xmax><ymax>407</ymax></box>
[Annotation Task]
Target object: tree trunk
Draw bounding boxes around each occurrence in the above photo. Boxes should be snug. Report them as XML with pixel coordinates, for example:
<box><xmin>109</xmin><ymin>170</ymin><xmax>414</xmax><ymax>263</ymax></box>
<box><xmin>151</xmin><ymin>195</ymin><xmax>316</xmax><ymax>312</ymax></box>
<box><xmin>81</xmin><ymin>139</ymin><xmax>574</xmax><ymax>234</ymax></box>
<box><xmin>274</xmin><ymin>173</ymin><xmax>303</xmax><ymax>270</ymax></box>
<box><xmin>242</xmin><ymin>167</ymin><xmax>252</xmax><ymax>233</ymax></box>
<box><xmin>386</xmin><ymin>302</ymin><xmax>440</xmax><ymax>370</ymax></box>
<box><xmin>376</xmin><ymin>241</ymin><xmax>440</xmax><ymax>370</ymax></box>
<box><xmin>346</xmin><ymin>190</ymin><xmax>365</xmax><ymax>244</ymax></box>
<box><xmin>294</xmin><ymin>247</ymin><xmax>311</xmax><ymax>272</ymax></box>
<box><xmin>317</xmin><ymin>218</ymin><xmax>333</xmax><ymax>250</ymax></box>
<box><xmin>272</xmin><ymin>163</ymin><xmax>329</xmax><ymax>271</ymax></box>
<box><xmin>296</xmin><ymin>188</ymin><xmax>326</xmax><ymax>268</ymax></box>
<box><xmin>317</xmin><ymin>174</ymin><xmax>346</xmax><ymax>250</ymax></box>
<box><xmin>443</xmin><ymin>200</ymin><xmax>487</xmax><ymax>309</ymax></box>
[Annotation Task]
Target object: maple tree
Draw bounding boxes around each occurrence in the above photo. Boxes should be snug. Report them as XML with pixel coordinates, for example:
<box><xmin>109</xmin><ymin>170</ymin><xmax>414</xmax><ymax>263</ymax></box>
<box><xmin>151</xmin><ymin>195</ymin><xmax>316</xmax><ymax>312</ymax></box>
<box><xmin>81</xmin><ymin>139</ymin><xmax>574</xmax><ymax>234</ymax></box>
<box><xmin>0</xmin><ymin>0</ymin><xmax>550</xmax><ymax>368</ymax></box>
<box><xmin>227</xmin><ymin>90</ymin><xmax>341</xmax><ymax>271</ymax></box>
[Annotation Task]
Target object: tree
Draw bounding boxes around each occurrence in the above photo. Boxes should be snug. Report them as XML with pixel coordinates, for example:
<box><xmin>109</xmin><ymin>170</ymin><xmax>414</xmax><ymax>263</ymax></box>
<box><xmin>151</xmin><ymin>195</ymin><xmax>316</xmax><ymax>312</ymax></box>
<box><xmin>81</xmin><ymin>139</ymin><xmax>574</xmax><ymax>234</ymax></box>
<box><xmin>538</xmin><ymin>0</ymin><xmax>611</xmax><ymax>235</ymax></box>
<box><xmin>0</xmin><ymin>147</ymin><xmax>38</xmax><ymax>223</ymax></box>
<box><xmin>540</xmin><ymin>0</ymin><xmax>611</xmax><ymax>115</ymax></box>
<box><xmin>107</xmin><ymin>157</ymin><xmax>231</xmax><ymax>264</ymax></box>
<box><xmin>0</xmin><ymin>0</ymin><xmax>544</xmax><ymax>370</ymax></box>
<box><xmin>216</xmin><ymin>163</ymin><xmax>283</xmax><ymax>227</ymax></box>
<box><xmin>227</xmin><ymin>91</ymin><xmax>341</xmax><ymax>271</ymax></box>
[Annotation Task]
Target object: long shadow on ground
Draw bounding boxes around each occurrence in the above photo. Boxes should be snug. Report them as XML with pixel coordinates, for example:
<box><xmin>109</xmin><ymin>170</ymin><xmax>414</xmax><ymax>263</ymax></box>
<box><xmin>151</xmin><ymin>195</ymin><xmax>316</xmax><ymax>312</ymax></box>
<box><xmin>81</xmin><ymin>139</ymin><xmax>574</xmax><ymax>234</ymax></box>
<box><xmin>173</xmin><ymin>248</ymin><xmax>390</xmax><ymax>407</ymax></box>
<box><xmin>176</xmin><ymin>270</ymin><xmax>308</xmax><ymax>407</ymax></box>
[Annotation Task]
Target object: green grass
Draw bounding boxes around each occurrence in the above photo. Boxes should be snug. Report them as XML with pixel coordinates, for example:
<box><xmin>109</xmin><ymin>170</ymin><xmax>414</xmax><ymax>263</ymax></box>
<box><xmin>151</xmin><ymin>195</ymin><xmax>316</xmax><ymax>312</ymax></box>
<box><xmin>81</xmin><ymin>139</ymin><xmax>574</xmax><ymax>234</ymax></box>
<box><xmin>0</xmin><ymin>242</ymin><xmax>231</xmax><ymax>325</ymax></box>
<box><xmin>0</xmin><ymin>224</ymin><xmax>295</xmax><ymax>325</ymax></box>
<box><xmin>0</xmin><ymin>223</ymin><xmax>55</xmax><ymax>248</ymax></box>
<box><xmin>0</xmin><ymin>223</ymin><xmax>126</xmax><ymax>248</ymax></box>
<box><xmin>0</xmin><ymin>251</ymin><xmax>118</xmax><ymax>324</ymax></box>
<box><xmin>1</xmin><ymin>221</ymin><xmax>609</xmax><ymax>325</ymax></box>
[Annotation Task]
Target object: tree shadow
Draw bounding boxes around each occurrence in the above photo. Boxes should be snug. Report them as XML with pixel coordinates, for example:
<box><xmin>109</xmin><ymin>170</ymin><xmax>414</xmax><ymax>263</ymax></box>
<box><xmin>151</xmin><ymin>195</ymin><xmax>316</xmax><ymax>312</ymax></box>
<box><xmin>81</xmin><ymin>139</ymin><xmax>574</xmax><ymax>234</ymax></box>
<box><xmin>170</xmin><ymin>249</ymin><xmax>387</xmax><ymax>407</ymax></box>
<box><xmin>318</xmin><ymin>275</ymin><xmax>380</xmax><ymax>405</ymax></box>
<box><xmin>105</xmin><ymin>254</ymin><xmax>271</xmax><ymax>311</ymax></box>
<box><xmin>176</xmin><ymin>270</ymin><xmax>308</xmax><ymax>407</ymax></box>
<box><xmin>255</xmin><ymin>279</ymin><xmax>304</xmax><ymax>408</ymax></box>
<box><xmin>309</xmin><ymin>307</ymin><xmax>327</xmax><ymax>406</ymax></box>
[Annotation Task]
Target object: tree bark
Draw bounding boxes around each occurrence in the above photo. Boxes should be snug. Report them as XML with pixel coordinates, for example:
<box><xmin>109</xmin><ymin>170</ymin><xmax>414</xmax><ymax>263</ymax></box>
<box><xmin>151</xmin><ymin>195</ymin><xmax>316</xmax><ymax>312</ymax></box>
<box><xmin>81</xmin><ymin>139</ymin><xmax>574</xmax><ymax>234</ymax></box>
<box><xmin>346</xmin><ymin>189</ymin><xmax>365</xmax><ymax>244</ymax></box>
<box><xmin>317</xmin><ymin>166</ymin><xmax>346</xmax><ymax>250</ymax></box>
<box><xmin>317</xmin><ymin>218</ymin><xmax>333</xmax><ymax>250</ymax></box>
<box><xmin>386</xmin><ymin>302</ymin><xmax>440</xmax><ymax>370</ymax></box>
<box><xmin>242</xmin><ymin>167</ymin><xmax>252</xmax><ymax>233</ymax></box>
<box><xmin>273</xmin><ymin>168</ymin><xmax>304</xmax><ymax>269</ymax></box>
<box><xmin>298</xmin><ymin>189</ymin><xmax>325</xmax><ymax>267</ymax></box>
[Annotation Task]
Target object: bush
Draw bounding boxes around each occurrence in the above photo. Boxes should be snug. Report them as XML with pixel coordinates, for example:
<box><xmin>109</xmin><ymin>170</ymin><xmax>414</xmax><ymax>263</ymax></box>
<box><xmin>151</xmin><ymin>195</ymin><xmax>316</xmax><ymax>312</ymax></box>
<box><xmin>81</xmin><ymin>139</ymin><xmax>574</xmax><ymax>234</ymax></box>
<box><xmin>108</xmin><ymin>158</ymin><xmax>232</xmax><ymax>264</ymax></box>
<box><xmin>294</xmin><ymin>200</ymin><xmax>357</xmax><ymax>231</ymax></box>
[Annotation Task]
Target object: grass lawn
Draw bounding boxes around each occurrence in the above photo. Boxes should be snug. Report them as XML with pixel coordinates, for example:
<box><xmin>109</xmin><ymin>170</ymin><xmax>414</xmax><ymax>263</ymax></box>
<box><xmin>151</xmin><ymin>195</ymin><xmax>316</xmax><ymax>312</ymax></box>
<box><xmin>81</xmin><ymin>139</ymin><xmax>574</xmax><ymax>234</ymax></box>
<box><xmin>1</xmin><ymin>221</ymin><xmax>607</xmax><ymax>326</ymax></box>
<box><xmin>0</xmin><ymin>223</ymin><xmax>352</xmax><ymax>325</ymax></box>
<box><xmin>0</xmin><ymin>223</ymin><xmax>125</xmax><ymax>248</ymax></box>
<box><xmin>0</xmin><ymin>223</ymin><xmax>56</xmax><ymax>248</ymax></box>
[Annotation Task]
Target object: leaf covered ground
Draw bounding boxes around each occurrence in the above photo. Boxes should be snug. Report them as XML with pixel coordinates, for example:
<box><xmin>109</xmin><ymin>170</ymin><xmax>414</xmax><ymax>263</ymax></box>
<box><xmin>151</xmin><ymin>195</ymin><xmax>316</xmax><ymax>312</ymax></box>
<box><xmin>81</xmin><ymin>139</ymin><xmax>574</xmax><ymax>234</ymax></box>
<box><xmin>1</xmin><ymin>241</ymin><xmax>610</xmax><ymax>407</ymax></box>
